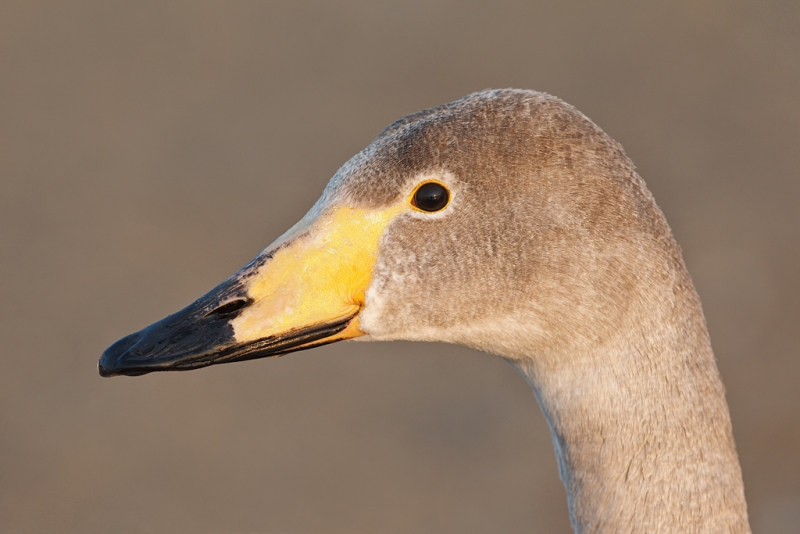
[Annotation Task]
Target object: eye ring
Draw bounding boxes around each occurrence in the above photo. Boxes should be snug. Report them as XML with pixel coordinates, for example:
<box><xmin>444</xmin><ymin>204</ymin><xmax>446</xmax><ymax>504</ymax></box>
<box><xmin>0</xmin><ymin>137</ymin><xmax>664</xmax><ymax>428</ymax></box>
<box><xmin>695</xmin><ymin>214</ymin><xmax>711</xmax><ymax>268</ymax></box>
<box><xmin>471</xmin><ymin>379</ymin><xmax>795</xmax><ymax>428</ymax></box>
<box><xmin>411</xmin><ymin>181</ymin><xmax>450</xmax><ymax>213</ymax></box>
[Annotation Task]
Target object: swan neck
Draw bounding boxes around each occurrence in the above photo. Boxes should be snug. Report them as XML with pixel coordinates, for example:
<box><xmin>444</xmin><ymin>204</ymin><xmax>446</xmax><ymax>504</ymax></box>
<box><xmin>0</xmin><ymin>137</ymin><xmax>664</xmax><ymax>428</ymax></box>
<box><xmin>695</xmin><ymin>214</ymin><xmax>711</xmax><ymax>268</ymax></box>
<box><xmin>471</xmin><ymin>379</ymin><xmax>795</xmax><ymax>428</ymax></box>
<box><xmin>513</xmin><ymin>302</ymin><xmax>751</xmax><ymax>533</ymax></box>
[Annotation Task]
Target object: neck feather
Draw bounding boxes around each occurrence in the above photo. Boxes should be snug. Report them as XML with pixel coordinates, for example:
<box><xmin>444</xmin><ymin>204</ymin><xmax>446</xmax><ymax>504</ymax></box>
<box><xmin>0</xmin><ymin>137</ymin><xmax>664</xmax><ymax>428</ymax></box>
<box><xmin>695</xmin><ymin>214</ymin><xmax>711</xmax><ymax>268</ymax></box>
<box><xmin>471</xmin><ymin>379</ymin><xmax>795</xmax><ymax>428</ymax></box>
<box><xmin>508</xmin><ymin>281</ymin><xmax>751</xmax><ymax>533</ymax></box>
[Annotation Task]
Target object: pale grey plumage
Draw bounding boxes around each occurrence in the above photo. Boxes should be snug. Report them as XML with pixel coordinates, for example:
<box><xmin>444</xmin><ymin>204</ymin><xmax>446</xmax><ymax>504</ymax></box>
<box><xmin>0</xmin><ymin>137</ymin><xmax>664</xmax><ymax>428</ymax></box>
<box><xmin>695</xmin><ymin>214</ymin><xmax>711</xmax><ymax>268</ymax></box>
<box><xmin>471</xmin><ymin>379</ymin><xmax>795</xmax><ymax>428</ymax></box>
<box><xmin>326</xmin><ymin>89</ymin><xmax>751</xmax><ymax>533</ymax></box>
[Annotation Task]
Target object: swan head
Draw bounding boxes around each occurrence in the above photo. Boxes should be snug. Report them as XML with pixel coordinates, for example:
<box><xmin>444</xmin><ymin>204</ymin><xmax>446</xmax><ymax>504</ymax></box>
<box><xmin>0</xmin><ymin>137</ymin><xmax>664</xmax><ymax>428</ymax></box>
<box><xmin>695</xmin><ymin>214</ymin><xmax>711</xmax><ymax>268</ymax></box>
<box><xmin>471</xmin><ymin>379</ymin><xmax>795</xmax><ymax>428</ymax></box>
<box><xmin>99</xmin><ymin>89</ymin><xmax>666</xmax><ymax>377</ymax></box>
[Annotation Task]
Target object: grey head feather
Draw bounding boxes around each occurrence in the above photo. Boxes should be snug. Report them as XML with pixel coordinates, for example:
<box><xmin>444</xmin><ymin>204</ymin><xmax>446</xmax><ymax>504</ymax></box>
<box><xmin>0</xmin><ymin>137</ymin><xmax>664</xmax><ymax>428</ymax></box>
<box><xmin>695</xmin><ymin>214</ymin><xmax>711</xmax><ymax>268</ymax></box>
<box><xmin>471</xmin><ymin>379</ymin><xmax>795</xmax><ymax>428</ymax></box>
<box><xmin>318</xmin><ymin>89</ymin><xmax>750</xmax><ymax>533</ymax></box>
<box><xmin>324</xmin><ymin>89</ymin><xmax>678</xmax><ymax>348</ymax></box>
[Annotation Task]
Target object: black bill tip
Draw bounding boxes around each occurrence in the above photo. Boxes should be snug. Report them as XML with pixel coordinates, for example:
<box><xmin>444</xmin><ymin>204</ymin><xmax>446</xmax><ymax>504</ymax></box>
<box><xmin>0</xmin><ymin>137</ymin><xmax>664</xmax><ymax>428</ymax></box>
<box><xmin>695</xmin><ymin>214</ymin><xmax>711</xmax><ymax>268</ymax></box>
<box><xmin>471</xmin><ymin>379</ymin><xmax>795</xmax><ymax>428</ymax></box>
<box><xmin>98</xmin><ymin>293</ymin><xmax>358</xmax><ymax>377</ymax></box>
<box><xmin>99</xmin><ymin>331</ymin><xmax>144</xmax><ymax>377</ymax></box>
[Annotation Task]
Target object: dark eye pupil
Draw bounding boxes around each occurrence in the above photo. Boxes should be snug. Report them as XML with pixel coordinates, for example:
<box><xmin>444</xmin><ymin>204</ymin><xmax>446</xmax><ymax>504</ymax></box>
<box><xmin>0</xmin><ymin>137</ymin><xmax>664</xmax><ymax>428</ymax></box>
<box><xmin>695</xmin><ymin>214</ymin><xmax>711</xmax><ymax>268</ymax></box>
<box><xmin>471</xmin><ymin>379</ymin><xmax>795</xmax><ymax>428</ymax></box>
<box><xmin>414</xmin><ymin>183</ymin><xmax>449</xmax><ymax>212</ymax></box>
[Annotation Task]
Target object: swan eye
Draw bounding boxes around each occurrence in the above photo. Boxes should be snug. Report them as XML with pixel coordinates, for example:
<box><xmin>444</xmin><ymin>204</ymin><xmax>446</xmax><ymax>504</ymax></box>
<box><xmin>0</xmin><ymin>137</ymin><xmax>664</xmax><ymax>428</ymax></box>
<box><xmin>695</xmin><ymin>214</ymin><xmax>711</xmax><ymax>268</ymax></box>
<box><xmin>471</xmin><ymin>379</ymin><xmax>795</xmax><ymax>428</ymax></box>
<box><xmin>412</xmin><ymin>182</ymin><xmax>449</xmax><ymax>212</ymax></box>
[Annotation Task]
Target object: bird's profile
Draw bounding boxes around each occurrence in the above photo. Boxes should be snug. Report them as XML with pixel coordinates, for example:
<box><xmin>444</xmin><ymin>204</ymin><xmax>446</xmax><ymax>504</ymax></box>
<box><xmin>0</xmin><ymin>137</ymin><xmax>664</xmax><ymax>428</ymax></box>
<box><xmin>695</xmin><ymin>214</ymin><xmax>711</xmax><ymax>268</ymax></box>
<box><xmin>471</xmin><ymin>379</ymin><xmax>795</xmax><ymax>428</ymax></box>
<box><xmin>99</xmin><ymin>89</ymin><xmax>751</xmax><ymax>533</ymax></box>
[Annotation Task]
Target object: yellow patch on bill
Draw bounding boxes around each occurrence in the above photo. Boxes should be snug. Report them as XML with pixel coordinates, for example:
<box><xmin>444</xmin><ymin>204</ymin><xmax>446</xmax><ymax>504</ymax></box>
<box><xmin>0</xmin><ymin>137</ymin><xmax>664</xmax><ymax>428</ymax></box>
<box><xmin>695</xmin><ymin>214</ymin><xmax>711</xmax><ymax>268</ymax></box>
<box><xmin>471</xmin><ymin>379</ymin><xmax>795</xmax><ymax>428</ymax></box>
<box><xmin>230</xmin><ymin>205</ymin><xmax>403</xmax><ymax>344</ymax></box>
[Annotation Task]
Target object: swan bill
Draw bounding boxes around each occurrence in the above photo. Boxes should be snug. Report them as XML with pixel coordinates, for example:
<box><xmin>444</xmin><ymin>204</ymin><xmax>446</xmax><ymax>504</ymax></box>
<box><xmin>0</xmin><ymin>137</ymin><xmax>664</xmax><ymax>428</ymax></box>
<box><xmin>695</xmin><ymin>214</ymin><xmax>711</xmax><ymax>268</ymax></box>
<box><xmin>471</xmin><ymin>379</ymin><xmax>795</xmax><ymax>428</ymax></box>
<box><xmin>98</xmin><ymin>205</ymin><xmax>401</xmax><ymax>377</ymax></box>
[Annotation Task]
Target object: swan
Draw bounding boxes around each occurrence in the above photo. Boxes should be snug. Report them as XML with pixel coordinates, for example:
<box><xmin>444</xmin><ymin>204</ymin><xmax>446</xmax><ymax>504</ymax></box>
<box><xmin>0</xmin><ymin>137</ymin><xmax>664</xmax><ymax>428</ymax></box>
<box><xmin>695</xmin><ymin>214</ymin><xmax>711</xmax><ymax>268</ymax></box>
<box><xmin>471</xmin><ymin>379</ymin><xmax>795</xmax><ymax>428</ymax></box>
<box><xmin>99</xmin><ymin>89</ymin><xmax>751</xmax><ymax>533</ymax></box>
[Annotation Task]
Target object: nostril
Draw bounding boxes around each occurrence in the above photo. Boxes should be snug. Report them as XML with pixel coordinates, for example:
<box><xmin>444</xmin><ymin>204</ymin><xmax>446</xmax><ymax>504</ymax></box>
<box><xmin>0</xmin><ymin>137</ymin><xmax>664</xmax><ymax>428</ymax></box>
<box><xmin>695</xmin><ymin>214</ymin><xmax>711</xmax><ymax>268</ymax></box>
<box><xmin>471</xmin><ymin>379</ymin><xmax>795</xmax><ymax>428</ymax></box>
<box><xmin>206</xmin><ymin>299</ymin><xmax>250</xmax><ymax>318</ymax></box>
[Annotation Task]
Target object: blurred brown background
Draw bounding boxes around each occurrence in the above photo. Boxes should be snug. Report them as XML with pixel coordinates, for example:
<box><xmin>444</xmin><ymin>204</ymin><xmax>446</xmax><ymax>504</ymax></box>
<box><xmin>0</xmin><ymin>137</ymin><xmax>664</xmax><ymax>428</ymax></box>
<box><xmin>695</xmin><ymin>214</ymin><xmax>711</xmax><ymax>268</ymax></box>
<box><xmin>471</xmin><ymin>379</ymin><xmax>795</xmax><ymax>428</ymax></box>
<box><xmin>1</xmin><ymin>1</ymin><xmax>798</xmax><ymax>533</ymax></box>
